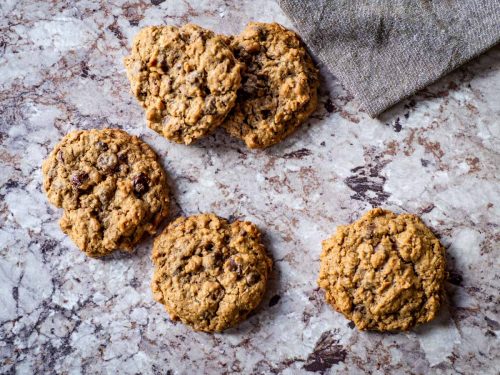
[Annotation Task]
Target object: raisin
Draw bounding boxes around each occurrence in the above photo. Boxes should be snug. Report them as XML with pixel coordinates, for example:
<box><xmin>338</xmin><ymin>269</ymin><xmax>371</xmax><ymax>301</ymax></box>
<box><xmin>261</xmin><ymin>109</ymin><xmax>271</xmax><ymax>118</ymax></box>
<box><xmin>96</xmin><ymin>141</ymin><xmax>108</xmax><ymax>151</ymax></box>
<box><xmin>228</xmin><ymin>258</ymin><xmax>237</xmax><ymax>271</ymax></box>
<box><xmin>132</xmin><ymin>173</ymin><xmax>149</xmax><ymax>196</ymax></box>
<box><xmin>71</xmin><ymin>172</ymin><xmax>89</xmax><ymax>188</ymax></box>
<box><xmin>172</xmin><ymin>267</ymin><xmax>181</xmax><ymax>276</ymax></box>
<box><xmin>96</xmin><ymin>152</ymin><xmax>118</xmax><ymax>173</ymax></box>
<box><xmin>205</xmin><ymin>96</ymin><xmax>217</xmax><ymax>114</ymax></box>
<box><xmin>57</xmin><ymin>150</ymin><xmax>64</xmax><ymax>163</ymax></box>
<box><xmin>210</xmin><ymin>288</ymin><xmax>223</xmax><ymax>301</ymax></box>
<box><xmin>228</xmin><ymin>258</ymin><xmax>242</xmax><ymax>278</ymax></box>
<box><xmin>118</xmin><ymin>151</ymin><xmax>128</xmax><ymax>163</ymax></box>
<box><xmin>213</xmin><ymin>252</ymin><xmax>223</xmax><ymax>265</ymax></box>
<box><xmin>246</xmin><ymin>272</ymin><xmax>261</xmax><ymax>286</ymax></box>
<box><xmin>238</xmin><ymin>89</ymin><xmax>250</xmax><ymax>102</ymax></box>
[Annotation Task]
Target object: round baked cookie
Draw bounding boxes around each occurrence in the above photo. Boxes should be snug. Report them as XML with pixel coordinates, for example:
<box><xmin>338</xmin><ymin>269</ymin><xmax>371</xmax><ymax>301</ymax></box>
<box><xmin>42</xmin><ymin>129</ymin><xmax>170</xmax><ymax>258</ymax></box>
<box><xmin>151</xmin><ymin>214</ymin><xmax>272</xmax><ymax>332</ymax></box>
<box><xmin>222</xmin><ymin>22</ymin><xmax>319</xmax><ymax>149</ymax></box>
<box><xmin>318</xmin><ymin>208</ymin><xmax>446</xmax><ymax>331</ymax></box>
<box><xmin>124</xmin><ymin>24</ymin><xmax>242</xmax><ymax>145</ymax></box>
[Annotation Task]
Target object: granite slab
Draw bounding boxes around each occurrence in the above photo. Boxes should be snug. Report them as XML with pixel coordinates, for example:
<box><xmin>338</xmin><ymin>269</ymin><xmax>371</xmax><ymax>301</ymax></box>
<box><xmin>0</xmin><ymin>1</ymin><xmax>499</xmax><ymax>374</ymax></box>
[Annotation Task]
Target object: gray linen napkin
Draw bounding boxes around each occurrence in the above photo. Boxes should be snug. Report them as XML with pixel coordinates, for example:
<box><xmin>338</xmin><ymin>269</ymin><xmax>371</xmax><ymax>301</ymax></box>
<box><xmin>279</xmin><ymin>0</ymin><xmax>500</xmax><ymax>117</ymax></box>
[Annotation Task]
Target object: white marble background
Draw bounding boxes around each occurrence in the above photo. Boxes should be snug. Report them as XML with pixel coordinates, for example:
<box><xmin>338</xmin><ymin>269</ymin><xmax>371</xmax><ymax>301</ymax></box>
<box><xmin>0</xmin><ymin>0</ymin><xmax>499</xmax><ymax>374</ymax></box>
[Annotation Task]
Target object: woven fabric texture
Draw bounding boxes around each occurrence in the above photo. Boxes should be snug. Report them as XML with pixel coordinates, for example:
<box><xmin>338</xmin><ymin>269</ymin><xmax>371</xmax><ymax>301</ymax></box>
<box><xmin>279</xmin><ymin>0</ymin><xmax>500</xmax><ymax>116</ymax></box>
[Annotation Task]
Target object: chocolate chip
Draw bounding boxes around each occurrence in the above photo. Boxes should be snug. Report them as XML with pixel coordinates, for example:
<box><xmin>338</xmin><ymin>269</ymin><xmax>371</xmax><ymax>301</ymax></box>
<box><xmin>132</xmin><ymin>173</ymin><xmax>149</xmax><ymax>196</ymax></box>
<box><xmin>71</xmin><ymin>172</ymin><xmax>89</xmax><ymax>188</ymax></box>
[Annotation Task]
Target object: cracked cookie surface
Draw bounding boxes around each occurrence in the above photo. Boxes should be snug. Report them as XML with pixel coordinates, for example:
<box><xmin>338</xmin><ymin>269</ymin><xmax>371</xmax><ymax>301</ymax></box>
<box><xmin>318</xmin><ymin>208</ymin><xmax>446</xmax><ymax>331</ymax></box>
<box><xmin>124</xmin><ymin>24</ymin><xmax>242</xmax><ymax>145</ymax></box>
<box><xmin>222</xmin><ymin>22</ymin><xmax>319</xmax><ymax>149</ymax></box>
<box><xmin>42</xmin><ymin>129</ymin><xmax>170</xmax><ymax>258</ymax></box>
<box><xmin>151</xmin><ymin>214</ymin><xmax>272</xmax><ymax>332</ymax></box>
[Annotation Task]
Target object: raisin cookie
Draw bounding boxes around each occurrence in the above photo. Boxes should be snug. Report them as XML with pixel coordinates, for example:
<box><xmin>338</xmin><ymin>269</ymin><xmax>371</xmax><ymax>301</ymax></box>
<box><xmin>318</xmin><ymin>208</ymin><xmax>446</xmax><ymax>331</ymax></box>
<box><xmin>124</xmin><ymin>24</ymin><xmax>242</xmax><ymax>145</ymax></box>
<box><xmin>222</xmin><ymin>22</ymin><xmax>319</xmax><ymax>149</ymax></box>
<box><xmin>151</xmin><ymin>214</ymin><xmax>272</xmax><ymax>332</ymax></box>
<box><xmin>42</xmin><ymin>129</ymin><xmax>170</xmax><ymax>258</ymax></box>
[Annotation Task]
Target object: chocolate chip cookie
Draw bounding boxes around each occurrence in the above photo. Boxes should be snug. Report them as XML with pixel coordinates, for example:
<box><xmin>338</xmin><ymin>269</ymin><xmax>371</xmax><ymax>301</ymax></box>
<box><xmin>318</xmin><ymin>208</ymin><xmax>446</xmax><ymax>331</ymax></box>
<box><xmin>151</xmin><ymin>214</ymin><xmax>272</xmax><ymax>332</ymax></box>
<box><xmin>42</xmin><ymin>129</ymin><xmax>170</xmax><ymax>258</ymax></box>
<box><xmin>222</xmin><ymin>22</ymin><xmax>319</xmax><ymax>149</ymax></box>
<box><xmin>124</xmin><ymin>24</ymin><xmax>242</xmax><ymax>145</ymax></box>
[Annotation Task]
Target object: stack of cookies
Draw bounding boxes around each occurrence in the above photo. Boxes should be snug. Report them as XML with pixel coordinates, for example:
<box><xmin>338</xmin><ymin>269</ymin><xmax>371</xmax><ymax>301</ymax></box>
<box><xmin>123</xmin><ymin>22</ymin><xmax>319</xmax><ymax>148</ymax></box>
<box><xmin>42</xmin><ymin>22</ymin><xmax>447</xmax><ymax>334</ymax></box>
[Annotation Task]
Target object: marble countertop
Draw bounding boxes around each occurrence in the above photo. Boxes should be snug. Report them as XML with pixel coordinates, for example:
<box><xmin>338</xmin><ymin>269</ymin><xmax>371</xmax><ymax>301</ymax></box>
<box><xmin>1</xmin><ymin>1</ymin><xmax>499</xmax><ymax>374</ymax></box>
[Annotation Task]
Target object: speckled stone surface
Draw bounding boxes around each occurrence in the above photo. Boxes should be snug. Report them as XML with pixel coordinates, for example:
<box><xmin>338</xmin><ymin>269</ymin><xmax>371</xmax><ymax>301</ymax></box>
<box><xmin>0</xmin><ymin>1</ymin><xmax>499</xmax><ymax>374</ymax></box>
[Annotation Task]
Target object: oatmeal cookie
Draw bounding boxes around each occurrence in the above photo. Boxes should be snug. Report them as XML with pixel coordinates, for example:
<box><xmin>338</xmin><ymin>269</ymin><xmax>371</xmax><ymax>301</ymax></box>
<box><xmin>42</xmin><ymin>129</ymin><xmax>170</xmax><ymax>257</ymax></box>
<box><xmin>151</xmin><ymin>214</ymin><xmax>272</xmax><ymax>332</ymax></box>
<box><xmin>222</xmin><ymin>22</ymin><xmax>319</xmax><ymax>148</ymax></box>
<box><xmin>124</xmin><ymin>24</ymin><xmax>242</xmax><ymax>144</ymax></box>
<box><xmin>318</xmin><ymin>208</ymin><xmax>446</xmax><ymax>331</ymax></box>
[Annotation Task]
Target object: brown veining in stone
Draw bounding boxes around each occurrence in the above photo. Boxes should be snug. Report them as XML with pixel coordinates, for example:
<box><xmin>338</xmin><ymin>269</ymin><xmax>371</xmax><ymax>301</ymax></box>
<box><xmin>0</xmin><ymin>1</ymin><xmax>498</xmax><ymax>374</ymax></box>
